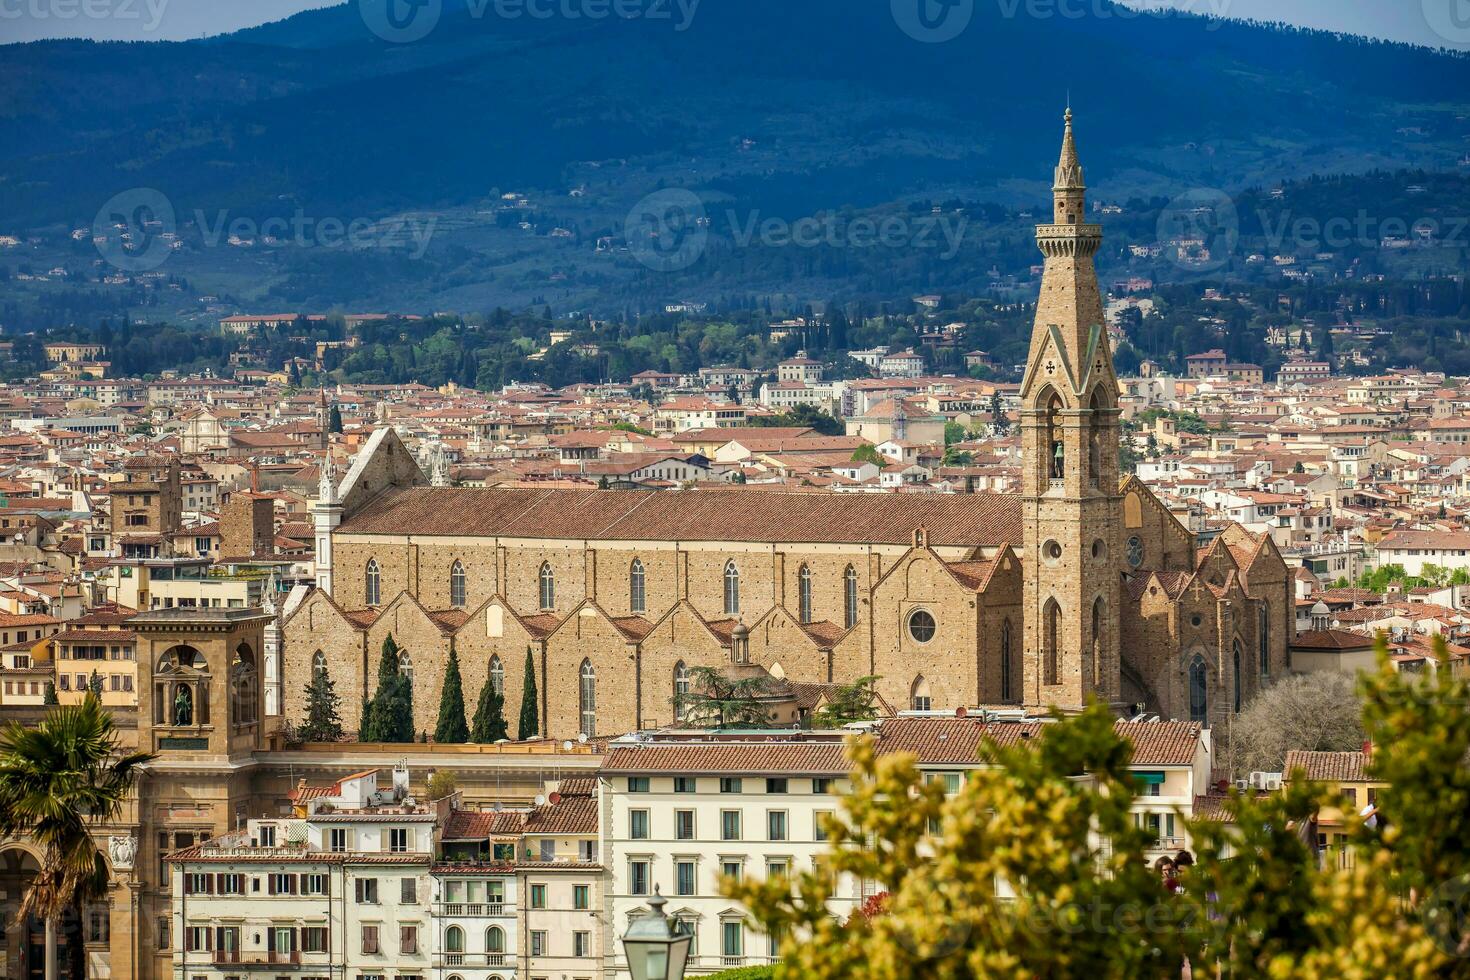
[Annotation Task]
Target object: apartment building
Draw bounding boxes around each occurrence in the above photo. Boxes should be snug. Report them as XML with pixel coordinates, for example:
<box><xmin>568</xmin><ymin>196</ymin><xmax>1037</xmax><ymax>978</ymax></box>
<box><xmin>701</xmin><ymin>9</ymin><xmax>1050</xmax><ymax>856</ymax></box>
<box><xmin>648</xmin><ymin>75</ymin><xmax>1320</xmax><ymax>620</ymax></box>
<box><xmin>170</xmin><ymin>768</ymin><xmax>433</xmax><ymax>980</ymax></box>
<box><xmin>598</xmin><ymin>718</ymin><xmax>1213</xmax><ymax>977</ymax></box>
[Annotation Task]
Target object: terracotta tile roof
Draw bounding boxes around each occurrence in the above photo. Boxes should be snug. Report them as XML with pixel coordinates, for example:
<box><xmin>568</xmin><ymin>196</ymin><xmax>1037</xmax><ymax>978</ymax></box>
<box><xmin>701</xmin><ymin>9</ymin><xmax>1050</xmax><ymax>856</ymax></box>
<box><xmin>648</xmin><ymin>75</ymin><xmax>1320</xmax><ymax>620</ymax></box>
<box><xmin>610</xmin><ymin>615</ymin><xmax>655</xmax><ymax>641</ymax></box>
<box><xmin>873</xmin><ymin>718</ymin><xmax>1203</xmax><ymax>767</ymax></box>
<box><xmin>53</xmin><ymin>629</ymin><xmax>136</xmax><ymax>644</ymax></box>
<box><xmin>441</xmin><ymin>809</ymin><xmax>527</xmax><ymax>839</ymax></box>
<box><xmin>1192</xmin><ymin>794</ymin><xmax>1234</xmax><ymax>821</ymax></box>
<box><xmin>601</xmin><ymin>741</ymin><xmax>851</xmax><ymax>776</ymax></box>
<box><xmin>518</xmin><ymin>613</ymin><xmax>560</xmax><ymax>639</ymax></box>
<box><xmin>1290</xmin><ymin>629</ymin><xmax>1375</xmax><ymax>651</ymax></box>
<box><xmin>429</xmin><ymin>609</ymin><xmax>470</xmax><ymax>632</ymax></box>
<box><xmin>337</xmin><ymin>487</ymin><xmax>1022</xmax><ymax>548</ymax></box>
<box><xmin>798</xmin><ymin>620</ymin><xmax>848</xmax><ymax>647</ymax></box>
<box><xmin>522</xmin><ymin>794</ymin><xmax>598</xmax><ymax>834</ymax></box>
<box><xmin>343</xmin><ymin>609</ymin><xmax>380</xmax><ymax>629</ymax></box>
<box><xmin>1284</xmin><ymin>750</ymin><xmax>1370</xmax><ymax>782</ymax></box>
<box><xmin>556</xmin><ymin>777</ymin><xmax>596</xmax><ymax>797</ymax></box>
<box><xmin>944</xmin><ymin>559</ymin><xmax>998</xmax><ymax>591</ymax></box>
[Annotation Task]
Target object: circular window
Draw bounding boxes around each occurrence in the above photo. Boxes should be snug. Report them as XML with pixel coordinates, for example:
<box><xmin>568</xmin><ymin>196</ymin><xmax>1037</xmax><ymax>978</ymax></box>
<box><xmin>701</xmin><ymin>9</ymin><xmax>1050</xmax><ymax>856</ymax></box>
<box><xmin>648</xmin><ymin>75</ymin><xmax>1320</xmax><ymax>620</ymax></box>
<box><xmin>908</xmin><ymin>609</ymin><xmax>937</xmax><ymax>643</ymax></box>
<box><xmin>1044</xmin><ymin>540</ymin><xmax>1063</xmax><ymax>564</ymax></box>
<box><xmin>1127</xmin><ymin>536</ymin><xmax>1144</xmax><ymax>569</ymax></box>
<box><xmin>1191</xmin><ymin>614</ymin><xmax>1203</xmax><ymax>628</ymax></box>
<box><xmin>1091</xmin><ymin>539</ymin><xmax>1107</xmax><ymax>561</ymax></box>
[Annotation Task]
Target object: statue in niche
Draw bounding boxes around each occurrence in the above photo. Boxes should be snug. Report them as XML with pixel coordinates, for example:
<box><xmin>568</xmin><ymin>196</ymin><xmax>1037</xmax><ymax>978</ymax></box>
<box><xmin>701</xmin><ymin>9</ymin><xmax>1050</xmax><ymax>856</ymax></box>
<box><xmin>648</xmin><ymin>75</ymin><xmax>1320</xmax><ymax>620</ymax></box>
<box><xmin>1051</xmin><ymin>440</ymin><xmax>1065</xmax><ymax>479</ymax></box>
<box><xmin>173</xmin><ymin>684</ymin><xmax>193</xmax><ymax>726</ymax></box>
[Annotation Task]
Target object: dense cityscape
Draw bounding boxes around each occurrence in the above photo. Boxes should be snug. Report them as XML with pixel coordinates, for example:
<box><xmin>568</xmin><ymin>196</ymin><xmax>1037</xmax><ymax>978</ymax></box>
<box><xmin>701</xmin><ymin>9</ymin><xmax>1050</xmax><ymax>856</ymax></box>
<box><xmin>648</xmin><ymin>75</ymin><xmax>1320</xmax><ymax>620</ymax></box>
<box><xmin>3</xmin><ymin>1</ymin><xmax>1470</xmax><ymax>978</ymax></box>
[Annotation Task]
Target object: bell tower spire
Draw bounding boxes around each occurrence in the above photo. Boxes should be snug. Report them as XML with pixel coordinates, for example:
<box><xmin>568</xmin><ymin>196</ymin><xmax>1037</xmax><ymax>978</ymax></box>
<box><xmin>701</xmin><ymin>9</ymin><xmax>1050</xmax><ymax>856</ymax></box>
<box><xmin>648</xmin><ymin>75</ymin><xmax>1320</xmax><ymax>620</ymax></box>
<box><xmin>1018</xmin><ymin>108</ymin><xmax>1123</xmax><ymax>714</ymax></box>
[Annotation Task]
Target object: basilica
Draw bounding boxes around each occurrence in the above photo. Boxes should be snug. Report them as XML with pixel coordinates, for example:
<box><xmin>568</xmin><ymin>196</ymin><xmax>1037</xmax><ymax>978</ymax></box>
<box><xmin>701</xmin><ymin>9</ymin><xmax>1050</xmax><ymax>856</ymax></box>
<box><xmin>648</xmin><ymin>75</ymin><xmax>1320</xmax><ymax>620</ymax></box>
<box><xmin>282</xmin><ymin>112</ymin><xmax>1292</xmax><ymax>740</ymax></box>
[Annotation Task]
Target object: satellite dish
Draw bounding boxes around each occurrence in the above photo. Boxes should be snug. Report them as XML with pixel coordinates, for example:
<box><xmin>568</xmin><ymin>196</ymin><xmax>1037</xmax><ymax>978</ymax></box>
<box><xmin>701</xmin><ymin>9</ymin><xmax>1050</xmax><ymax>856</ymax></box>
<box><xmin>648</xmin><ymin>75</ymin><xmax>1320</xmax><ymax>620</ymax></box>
<box><xmin>548</xmin><ymin>792</ymin><xmax>562</xmax><ymax>804</ymax></box>
<box><xmin>562</xmin><ymin>740</ymin><xmax>574</xmax><ymax>751</ymax></box>
<box><xmin>534</xmin><ymin>794</ymin><xmax>546</xmax><ymax>806</ymax></box>
<box><xmin>491</xmin><ymin>802</ymin><xmax>503</xmax><ymax>812</ymax></box>
<box><xmin>577</xmin><ymin>733</ymin><xmax>588</xmax><ymax>743</ymax></box>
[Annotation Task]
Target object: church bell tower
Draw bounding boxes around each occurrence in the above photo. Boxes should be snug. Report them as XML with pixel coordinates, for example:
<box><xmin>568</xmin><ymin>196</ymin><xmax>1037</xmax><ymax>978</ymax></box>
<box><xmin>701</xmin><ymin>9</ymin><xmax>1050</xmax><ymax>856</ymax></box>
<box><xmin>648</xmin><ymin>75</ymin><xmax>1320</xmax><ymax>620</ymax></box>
<box><xmin>1019</xmin><ymin>109</ymin><xmax>1123</xmax><ymax>711</ymax></box>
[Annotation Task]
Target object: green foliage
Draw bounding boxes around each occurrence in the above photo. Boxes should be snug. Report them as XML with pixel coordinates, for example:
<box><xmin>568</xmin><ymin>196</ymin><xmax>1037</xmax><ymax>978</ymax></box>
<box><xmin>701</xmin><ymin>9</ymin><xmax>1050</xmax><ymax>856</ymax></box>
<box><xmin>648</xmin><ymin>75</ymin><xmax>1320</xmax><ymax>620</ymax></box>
<box><xmin>433</xmin><ymin>644</ymin><xmax>470</xmax><ymax>744</ymax></box>
<box><xmin>297</xmin><ymin>663</ymin><xmax>344</xmax><ymax>742</ymax></box>
<box><xmin>0</xmin><ymin>694</ymin><xmax>153</xmax><ymax>922</ymax></box>
<box><xmin>749</xmin><ymin>404</ymin><xmax>844</xmax><ymax>436</ymax></box>
<box><xmin>517</xmin><ymin>647</ymin><xmax>539</xmax><ymax>740</ymax></box>
<box><xmin>360</xmin><ymin>634</ymin><xmax>415</xmax><ymax>742</ymax></box>
<box><xmin>812</xmin><ymin>676</ymin><xmax>881</xmax><ymax>728</ymax></box>
<box><xmin>41</xmin><ymin>683</ymin><xmax>58</xmax><ymax>706</ymax></box>
<box><xmin>471</xmin><ymin>662</ymin><xmax>509</xmax><ymax>743</ymax></box>
<box><xmin>672</xmin><ymin>665</ymin><xmax>777</xmax><ymax>728</ymax></box>
<box><xmin>328</xmin><ymin>405</ymin><xmax>343</xmax><ymax>433</ymax></box>
<box><xmin>849</xmin><ymin>444</ymin><xmax>885</xmax><ymax>467</ymax></box>
<box><xmin>426</xmin><ymin>770</ymin><xmax>458</xmax><ymax>801</ymax></box>
<box><xmin>943</xmin><ymin>420</ymin><xmax>965</xmax><ymax>446</ymax></box>
<box><xmin>701</xmin><ymin>968</ymin><xmax>775</xmax><ymax>980</ymax></box>
<box><xmin>87</xmin><ymin>671</ymin><xmax>102</xmax><ymax>697</ymax></box>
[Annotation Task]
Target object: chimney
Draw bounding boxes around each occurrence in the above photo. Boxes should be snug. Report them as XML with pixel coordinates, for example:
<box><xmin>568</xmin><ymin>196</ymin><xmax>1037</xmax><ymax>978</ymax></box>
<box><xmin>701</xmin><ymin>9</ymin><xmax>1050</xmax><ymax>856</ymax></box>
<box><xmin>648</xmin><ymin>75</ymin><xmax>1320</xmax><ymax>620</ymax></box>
<box><xmin>392</xmin><ymin>760</ymin><xmax>410</xmax><ymax>801</ymax></box>
<box><xmin>1361</xmin><ymin>739</ymin><xmax>1373</xmax><ymax>761</ymax></box>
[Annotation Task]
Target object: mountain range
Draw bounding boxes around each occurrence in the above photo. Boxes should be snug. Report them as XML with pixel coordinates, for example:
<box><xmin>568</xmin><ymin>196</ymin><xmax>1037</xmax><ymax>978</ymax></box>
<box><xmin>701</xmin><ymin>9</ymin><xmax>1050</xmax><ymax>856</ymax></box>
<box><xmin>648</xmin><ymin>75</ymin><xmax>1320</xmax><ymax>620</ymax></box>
<box><xmin>1</xmin><ymin>0</ymin><xmax>1467</xmax><ymax>311</ymax></box>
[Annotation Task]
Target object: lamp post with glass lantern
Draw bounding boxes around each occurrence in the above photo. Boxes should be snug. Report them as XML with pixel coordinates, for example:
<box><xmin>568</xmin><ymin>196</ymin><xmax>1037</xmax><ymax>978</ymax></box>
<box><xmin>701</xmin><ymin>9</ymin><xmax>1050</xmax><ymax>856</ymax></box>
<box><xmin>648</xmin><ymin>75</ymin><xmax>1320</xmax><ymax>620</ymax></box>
<box><xmin>620</xmin><ymin>886</ymin><xmax>692</xmax><ymax>980</ymax></box>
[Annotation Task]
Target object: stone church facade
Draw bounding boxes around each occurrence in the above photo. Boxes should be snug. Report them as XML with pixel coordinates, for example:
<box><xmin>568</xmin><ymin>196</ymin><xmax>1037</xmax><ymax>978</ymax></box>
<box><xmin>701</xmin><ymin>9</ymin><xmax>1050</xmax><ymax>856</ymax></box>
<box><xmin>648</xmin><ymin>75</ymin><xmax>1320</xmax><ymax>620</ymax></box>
<box><xmin>282</xmin><ymin>113</ymin><xmax>1292</xmax><ymax>740</ymax></box>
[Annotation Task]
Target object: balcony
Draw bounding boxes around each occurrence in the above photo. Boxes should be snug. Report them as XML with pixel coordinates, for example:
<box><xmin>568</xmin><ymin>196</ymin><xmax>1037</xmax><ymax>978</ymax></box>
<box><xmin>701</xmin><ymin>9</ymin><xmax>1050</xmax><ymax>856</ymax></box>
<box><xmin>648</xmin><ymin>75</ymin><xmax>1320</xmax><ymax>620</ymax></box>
<box><xmin>435</xmin><ymin>954</ymin><xmax>508</xmax><ymax>968</ymax></box>
<box><xmin>437</xmin><ymin>902</ymin><xmax>511</xmax><ymax>917</ymax></box>
<box><xmin>210</xmin><ymin>951</ymin><xmax>301</xmax><ymax>967</ymax></box>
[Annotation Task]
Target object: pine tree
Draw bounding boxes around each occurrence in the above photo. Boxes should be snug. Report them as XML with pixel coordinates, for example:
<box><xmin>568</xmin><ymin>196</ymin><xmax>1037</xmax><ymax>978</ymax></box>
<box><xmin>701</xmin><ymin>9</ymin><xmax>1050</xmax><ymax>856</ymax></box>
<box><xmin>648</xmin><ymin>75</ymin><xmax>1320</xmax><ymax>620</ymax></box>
<box><xmin>361</xmin><ymin>634</ymin><xmax>414</xmax><ymax>742</ymax></box>
<box><xmin>517</xmin><ymin>647</ymin><xmax>539</xmax><ymax>740</ymax></box>
<box><xmin>434</xmin><ymin>644</ymin><xmax>469</xmax><ymax>743</ymax></box>
<box><xmin>471</xmin><ymin>665</ymin><xmax>509</xmax><ymax>743</ymax></box>
<box><xmin>42</xmin><ymin>682</ymin><xmax>58</xmax><ymax>706</ymax></box>
<box><xmin>298</xmin><ymin>664</ymin><xmax>343</xmax><ymax>742</ymax></box>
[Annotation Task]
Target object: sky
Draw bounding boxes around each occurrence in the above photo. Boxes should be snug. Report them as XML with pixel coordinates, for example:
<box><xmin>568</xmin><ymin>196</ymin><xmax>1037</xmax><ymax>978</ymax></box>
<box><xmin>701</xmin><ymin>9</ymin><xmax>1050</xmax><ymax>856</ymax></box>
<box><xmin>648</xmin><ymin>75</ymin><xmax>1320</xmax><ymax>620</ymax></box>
<box><xmin>0</xmin><ymin>0</ymin><xmax>1461</xmax><ymax>46</ymax></box>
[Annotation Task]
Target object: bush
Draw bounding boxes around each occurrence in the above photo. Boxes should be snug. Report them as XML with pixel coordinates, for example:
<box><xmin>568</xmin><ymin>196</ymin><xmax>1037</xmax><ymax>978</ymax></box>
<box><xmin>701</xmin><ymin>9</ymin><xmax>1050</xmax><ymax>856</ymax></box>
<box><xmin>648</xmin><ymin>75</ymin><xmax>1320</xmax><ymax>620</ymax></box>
<box><xmin>701</xmin><ymin>969</ymin><xmax>775</xmax><ymax>980</ymax></box>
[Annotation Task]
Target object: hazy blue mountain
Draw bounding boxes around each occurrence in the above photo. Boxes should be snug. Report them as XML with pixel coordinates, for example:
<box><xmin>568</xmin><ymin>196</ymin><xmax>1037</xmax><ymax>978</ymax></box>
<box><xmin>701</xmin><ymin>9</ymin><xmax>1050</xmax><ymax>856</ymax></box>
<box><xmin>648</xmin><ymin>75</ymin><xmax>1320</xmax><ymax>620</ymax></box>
<box><xmin>1</xmin><ymin>0</ymin><xmax>1466</xmax><ymax>311</ymax></box>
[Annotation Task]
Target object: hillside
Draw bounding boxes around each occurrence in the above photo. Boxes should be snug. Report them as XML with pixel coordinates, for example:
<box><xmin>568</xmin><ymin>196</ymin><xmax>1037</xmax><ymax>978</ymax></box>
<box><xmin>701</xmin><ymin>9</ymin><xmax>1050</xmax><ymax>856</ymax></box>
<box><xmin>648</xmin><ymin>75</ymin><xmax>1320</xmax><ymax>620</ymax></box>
<box><xmin>0</xmin><ymin>0</ymin><xmax>1467</xmax><ymax>312</ymax></box>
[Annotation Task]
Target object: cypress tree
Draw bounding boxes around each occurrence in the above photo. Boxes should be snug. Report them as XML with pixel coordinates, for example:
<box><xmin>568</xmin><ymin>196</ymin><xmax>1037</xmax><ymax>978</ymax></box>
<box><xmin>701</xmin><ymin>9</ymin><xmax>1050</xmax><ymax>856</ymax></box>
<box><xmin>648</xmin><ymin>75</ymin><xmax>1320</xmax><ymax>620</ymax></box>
<box><xmin>42</xmin><ymin>682</ymin><xmax>58</xmax><ymax>706</ymax></box>
<box><xmin>299</xmin><ymin>663</ymin><xmax>344</xmax><ymax>742</ymax></box>
<box><xmin>434</xmin><ymin>644</ymin><xmax>469</xmax><ymax>743</ymax></box>
<box><xmin>362</xmin><ymin>634</ymin><xmax>414</xmax><ymax>742</ymax></box>
<box><xmin>517</xmin><ymin>646</ymin><xmax>540</xmax><ymax>740</ymax></box>
<box><xmin>470</xmin><ymin>664</ymin><xmax>509</xmax><ymax>743</ymax></box>
<box><xmin>88</xmin><ymin>670</ymin><xmax>103</xmax><ymax>696</ymax></box>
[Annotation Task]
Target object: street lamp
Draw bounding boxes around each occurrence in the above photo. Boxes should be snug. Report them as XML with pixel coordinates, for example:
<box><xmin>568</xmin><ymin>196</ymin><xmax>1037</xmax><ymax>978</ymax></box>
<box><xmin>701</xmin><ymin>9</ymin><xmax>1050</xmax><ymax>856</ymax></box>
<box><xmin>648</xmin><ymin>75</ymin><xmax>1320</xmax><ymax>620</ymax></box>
<box><xmin>621</xmin><ymin>885</ymin><xmax>692</xmax><ymax>980</ymax></box>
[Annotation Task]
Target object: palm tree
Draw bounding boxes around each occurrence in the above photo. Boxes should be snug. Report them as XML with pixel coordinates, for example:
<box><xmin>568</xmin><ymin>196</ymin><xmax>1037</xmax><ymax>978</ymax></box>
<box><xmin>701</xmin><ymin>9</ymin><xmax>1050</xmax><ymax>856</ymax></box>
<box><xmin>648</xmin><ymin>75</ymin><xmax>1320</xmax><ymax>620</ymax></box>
<box><xmin>0</xmin><ymin>693</ymin><xmax>153</xmax><ymax>980</ymax></box>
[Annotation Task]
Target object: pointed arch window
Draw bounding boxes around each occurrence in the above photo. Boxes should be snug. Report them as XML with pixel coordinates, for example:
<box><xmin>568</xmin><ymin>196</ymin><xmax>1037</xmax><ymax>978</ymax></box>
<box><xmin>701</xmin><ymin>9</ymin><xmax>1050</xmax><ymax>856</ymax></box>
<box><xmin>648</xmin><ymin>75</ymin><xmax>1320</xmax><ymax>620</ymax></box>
<box><xmin>673</xmin><ymin>660</ymin><xmax>690</xmax><ymax>721</ymax></box>
<box><xmin>230</xmin><ymin>644</ymin><xmax>258</xmax><ymax>728</ymax></box>
<box><xmin>312</xmin><ymin>650</ymin><xmax>327</xmax><ymax>676</ymax></box>
<box><xmin>1258</xmin><ymin>604</ymin><xmax>1270</xmax><ymax>677</ymax></box>
<box><xmin>1091</xmin><ymin>597</ymin><xmax>1106</xmax><ymax>689</ymax></box>
<box><xmin>1000</xmin><ymin>619</ymin><xmax>1014</xmax><ymax>702</ymax></box>
<box><xmin>579</xmin><ymin>659</ymin><xmax>597</xmax><ymax>737</ymax></box>
<box><xmin>1044</xmin><ymin>393</ymin><xmax>1065</xmax><ymax>483</ymax></box>
<box><xmin>398</xmin><ymin>649</ymin><xmax>413</xmax><ymax>685</ymax></box>
<box><xmin>1189</xmin><ymin>655</ymin><xmax>1208</xmax><ymax>723</ymax></box>
<box><xmin>843</xmin><ymin>565</ymin><xmax>859</xmax><ymax>629</ymax></box>
<box><xmin>538</xmin><ymin>562</ymin><xmax>555</xmax><ymax>611</ymax></box>
<box><xmin>798</xmin><ymin>564</ymin><xmax>813</xmax><ymax>624</ymax></box>
<box><xmin>910</xmin><ymin>675</ymin><xmax>932</xmax><ymax>712</ymax></box>
<box><xmin>1233</xmin><ymin>640</ymin><xmax>1243</xmax><ymax>713</ymax></box>
<box><xmin>723</xmin><ymin>561</ymin><xmax>740</xmax><ymax>616</ymax></box>
<box><xmin>1088</xmin><ymin>387</ymin><xmax>1106</xmax><ymax>489</ymax></box>
<box><xmin>449</xmin><ymin>560</ymin><xmax>467</xmax><ymax>608</ymax></box>
<box><xmin>365</xmin><ymin>559</ymin><xmax>380</xmax><ymax>606</ymax></box>
<box><xmin>1043</xmin><ymin>599</ymin><xmax>1061</xmax><ymax>686</ymax></box>
<box><xmin>489</xmin><ymin>654</ymin><xmax>503</xmax><ymax>695</ymax></box>
<box><xmin>629</xmin><ymin>559</ymin><xmax>646</xmax><ymax>615</ymax></box>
